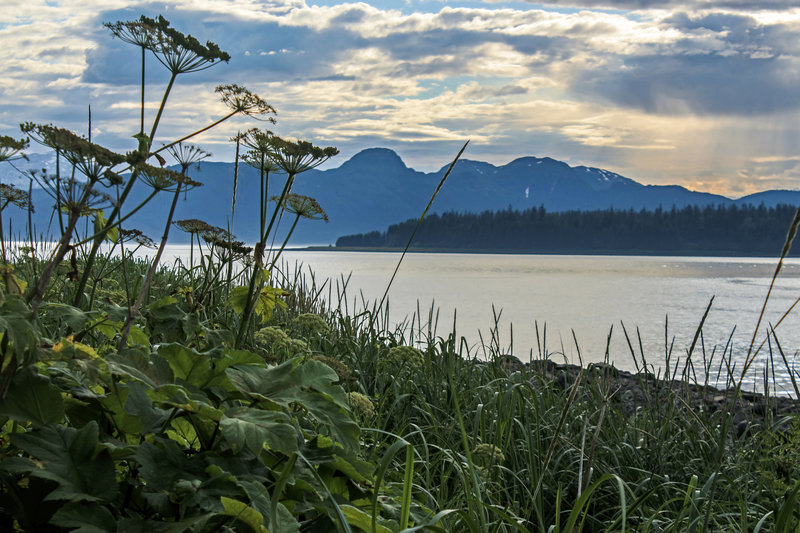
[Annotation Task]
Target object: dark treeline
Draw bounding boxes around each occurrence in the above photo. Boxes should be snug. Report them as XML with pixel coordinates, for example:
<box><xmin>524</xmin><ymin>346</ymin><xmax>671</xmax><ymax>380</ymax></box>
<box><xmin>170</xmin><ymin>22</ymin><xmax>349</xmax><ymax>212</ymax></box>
<box><xmin>335</xmin><ymin>203</ymin><xmax>800</xmax><ymax>255</ymax></box>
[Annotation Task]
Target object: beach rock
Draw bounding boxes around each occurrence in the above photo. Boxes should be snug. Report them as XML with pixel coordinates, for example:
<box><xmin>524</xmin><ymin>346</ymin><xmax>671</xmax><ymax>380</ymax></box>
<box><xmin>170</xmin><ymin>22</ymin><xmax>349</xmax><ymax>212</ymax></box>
<box><xmin>515</xmin><ymin>359</ymin><xmax>800</xmax><ymax>437</ymax></box>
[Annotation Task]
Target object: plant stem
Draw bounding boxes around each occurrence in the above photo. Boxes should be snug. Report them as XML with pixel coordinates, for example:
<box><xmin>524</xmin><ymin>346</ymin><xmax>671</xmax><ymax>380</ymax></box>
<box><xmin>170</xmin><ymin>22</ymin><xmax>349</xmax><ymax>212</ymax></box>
<box><xmin>118</xmin><ymin>182</ymin><xmax>183</xmax><ymax>349</ymax></box>
<box><xmin>152</xmin><ymin>110</ymin><xmax>237</xmax><ymax>157</ymax></box>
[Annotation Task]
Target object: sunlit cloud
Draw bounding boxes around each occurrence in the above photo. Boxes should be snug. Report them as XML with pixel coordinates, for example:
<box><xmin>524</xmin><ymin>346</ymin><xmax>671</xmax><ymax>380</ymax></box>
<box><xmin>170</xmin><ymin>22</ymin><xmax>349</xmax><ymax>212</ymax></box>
<box><xmin>2</xmin><ymin>0</ymin><xmax>800</xmax><ymax>197</ymax></box>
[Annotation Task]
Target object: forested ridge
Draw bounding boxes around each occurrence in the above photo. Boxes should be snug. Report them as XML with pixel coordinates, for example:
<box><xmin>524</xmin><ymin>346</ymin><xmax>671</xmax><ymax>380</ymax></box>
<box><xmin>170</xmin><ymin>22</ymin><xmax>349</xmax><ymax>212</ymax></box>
<box><xmin>336</xmin><ymin>203</ymin><xmax>800</xmax><ymax>255</ymax></box>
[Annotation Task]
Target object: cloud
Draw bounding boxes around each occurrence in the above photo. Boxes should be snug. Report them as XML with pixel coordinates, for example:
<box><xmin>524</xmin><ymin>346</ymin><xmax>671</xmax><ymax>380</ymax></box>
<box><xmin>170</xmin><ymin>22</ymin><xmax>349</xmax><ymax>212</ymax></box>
<box><xmin>572</xmin><ymin>11</ymin><xmax>800</xmax><ymax>115</ymax></box>
<box><xmin>3</xmin><ymin>0</ymin><xmax>800</xmax><ymax>197</ymax></box>
<box><xmin>504</xmin><ymin>0</ymin><xmax>800</xmax><ymax>10</ymax></box>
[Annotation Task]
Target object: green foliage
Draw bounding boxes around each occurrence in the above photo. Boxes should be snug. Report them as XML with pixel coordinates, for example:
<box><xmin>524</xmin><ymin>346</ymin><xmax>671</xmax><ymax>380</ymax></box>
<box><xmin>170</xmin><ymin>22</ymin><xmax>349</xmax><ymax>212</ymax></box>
<box><xmin>290</xmin><ymin>312</ymin><xmax>331</xmax><ymax>339</ymax></box>
<box><xmin>377</xmin><ymin>345</ymin><xmax>424</xmax><ymax>375</ymax></box>
<box><xmin>337</xmin><ymin>203</ymin><xmax>800</xmax><ymax>255</ymax></box>
<box><xmin>253</xmin><ymin>326</ymin><xmax>310</xmax><ymax>362</ymax></box>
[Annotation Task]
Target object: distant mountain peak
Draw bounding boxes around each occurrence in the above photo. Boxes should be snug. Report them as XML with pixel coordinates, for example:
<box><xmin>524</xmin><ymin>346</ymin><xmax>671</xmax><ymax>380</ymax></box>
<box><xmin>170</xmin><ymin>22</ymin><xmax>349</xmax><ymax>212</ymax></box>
<box><xmin>337</xmin><ymin>148</ymin><xmax>408</xmax><ymax>172</ymax></box>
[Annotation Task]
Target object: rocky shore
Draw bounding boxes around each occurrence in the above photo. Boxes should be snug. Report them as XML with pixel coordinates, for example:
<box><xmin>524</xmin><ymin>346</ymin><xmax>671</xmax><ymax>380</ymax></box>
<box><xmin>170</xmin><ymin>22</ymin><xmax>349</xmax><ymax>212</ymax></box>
<box><xmin>496</xmin><ymin>357</ymin><xmax>800</xmax><ymax>437</ymax></box>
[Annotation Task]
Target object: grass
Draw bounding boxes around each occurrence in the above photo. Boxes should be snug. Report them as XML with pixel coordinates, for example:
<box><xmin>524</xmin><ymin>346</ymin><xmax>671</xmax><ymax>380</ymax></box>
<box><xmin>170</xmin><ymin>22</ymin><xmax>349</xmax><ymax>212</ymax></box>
<box><xmin>260</xmin><ymin>257</ymin><xmax>800</xmax><ymax>531</ymax></box>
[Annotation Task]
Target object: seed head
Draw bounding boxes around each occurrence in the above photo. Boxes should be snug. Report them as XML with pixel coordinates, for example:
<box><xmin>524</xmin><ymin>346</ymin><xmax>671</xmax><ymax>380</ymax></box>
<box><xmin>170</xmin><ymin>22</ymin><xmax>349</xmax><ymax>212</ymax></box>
<box><xmin>0</xmin><ymin>183</ymin><xmax>33</xmax><ymax>211</ymax></box>
<box><xmin>0</xmin><ymin>136</ymin><xmax>29</xmax><ymax>162</ymax></box>
<box><xmin>20</xmin><ymin>123</ymin><xmax>124</xmax><ymax>181</ymax></box>
<box><xmin>216</xmin><ymin>85</ymin><xmax>276</xmax><ymax>121</ymax></box>
<box><xmin>174</xmin><ymin>218</ymin><xmax>220</xmax><ymax>236</ymax></box>
<box><xmin>346</xmin><ymin>392</ymin><xmax>375</xmax><ymax>422</ymax></box>
<box><xmin>142</xmin><ymin>15</ymin><xmax>230</xmax><ymax>75</ymax></box>
<box><xmin>282</xmin><ymin>193</ymin><xmax>328</xmax><ymax>222</ymax></box>
<box><xmin>135</xmin><ymin>162</ymin><xmax>202</xmax><ymax>191</ymax></box>
<box><xmin>165</xmin><ymin>143</ymin><xmax>211</xmax><ymax>173</ymax></box>
<box><xmin>104</xmin><ymin>17</ymin><xmax>159</xmax><ymax>49</ymax></box>
<box><xmin>263</xmin><ymin>135</ymin><xmax>338</xmax><ymax>175</ymax></box>
<box><xmin>119</xmin><ymin>228</ymin><xmax>156</xmax><ymax>248</ymax></box>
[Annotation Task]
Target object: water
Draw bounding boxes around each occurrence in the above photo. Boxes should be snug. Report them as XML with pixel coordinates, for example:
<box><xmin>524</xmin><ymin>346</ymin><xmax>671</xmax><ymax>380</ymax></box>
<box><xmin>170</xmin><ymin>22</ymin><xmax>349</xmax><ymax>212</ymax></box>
<box><xmin>154</xmin><ymin>246</ymin><xmax>800</xmax><ymax>394</ymax></box>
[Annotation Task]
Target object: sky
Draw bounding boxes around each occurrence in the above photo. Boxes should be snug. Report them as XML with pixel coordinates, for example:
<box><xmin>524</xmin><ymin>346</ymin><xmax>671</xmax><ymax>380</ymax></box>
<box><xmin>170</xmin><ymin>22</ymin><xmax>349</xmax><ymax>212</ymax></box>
<box><xmin>3</xmin><ymin>0</ymin><xmax>800</xmax><ymax>197</ymax></box>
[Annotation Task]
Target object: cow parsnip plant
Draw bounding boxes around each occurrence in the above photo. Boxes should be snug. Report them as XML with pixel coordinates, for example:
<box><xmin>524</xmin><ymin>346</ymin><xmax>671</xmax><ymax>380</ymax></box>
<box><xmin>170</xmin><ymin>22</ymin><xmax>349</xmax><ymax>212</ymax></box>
<box><xmin>0</xmin><ymin>15</ymin><xmax>429</xmax><ymax>533</ymax></box>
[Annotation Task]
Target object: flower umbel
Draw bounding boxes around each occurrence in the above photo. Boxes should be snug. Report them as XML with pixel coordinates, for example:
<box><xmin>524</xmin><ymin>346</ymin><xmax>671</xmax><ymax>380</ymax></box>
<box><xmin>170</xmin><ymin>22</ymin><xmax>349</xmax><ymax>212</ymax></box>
<box><xmin>0</xmin><ymin>184</ymin><xmax>33</xmax><ymax>212</ymax></box>
<box><xmin>144</xmin><ymin>15</ymin><xmax>230</xmax><ymax>74</ymax></box>
<box><xmin>216</xmin><ymin>85</ymin><xmax>276</xmax><ymax>121</ymax></box>
<box><xmin>104</xmin><ymin>17</ymin><xmax>159</xmax><ymax>49</ymax></box>
<box><xmin>264</xmin><ymin>135</ymin><xmax>339</xmax><ymax>175</ymax></box>
<box><xmin>174</xmin><ymin>218</ymin><xmax>221</xmax><ymax>236</ymax></box>
<box><xmin>283</xmin><ymin>194</ymin><xmax>328</xmax><ymax>222</ymax></box>
<box><xmin>165</xmin><ymin>143</ymin><xmax>211</xmax><ymax>174</ymax></box>
<box><xmin>0</xmin><ymin>136</ymin><xmax>29</xmax><ymax>162</ymax></box>
<box><xmin>20</xmin><ymin>123</ymin><xmax>125</xmax><ymax>181</ymax></box>
<box><xmin>135</xmin><ymin>162</ymin><xmax>202</xmax><ymax>192</ymax></box>
<box><xmin>118</xmin><ymin>228</ymin><xmax>156</xmax><ymax>249</ymax></box>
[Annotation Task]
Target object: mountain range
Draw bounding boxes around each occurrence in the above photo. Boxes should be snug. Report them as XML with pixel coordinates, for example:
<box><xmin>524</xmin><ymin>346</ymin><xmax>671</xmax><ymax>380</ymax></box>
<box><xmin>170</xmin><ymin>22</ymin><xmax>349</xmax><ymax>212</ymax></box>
<box><xmin>2</xmin><ymin>148</ymin><xmax>799</xmax><ymax>245</ymax></box>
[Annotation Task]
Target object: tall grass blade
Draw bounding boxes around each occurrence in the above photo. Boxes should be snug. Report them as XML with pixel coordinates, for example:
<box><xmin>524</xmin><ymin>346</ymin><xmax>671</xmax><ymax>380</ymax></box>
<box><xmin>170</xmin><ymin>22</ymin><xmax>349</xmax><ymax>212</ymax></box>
<box><xmin>376</xmin><ymin>141</ymin><xmax>469</xmax><ymax>315</ymax></box>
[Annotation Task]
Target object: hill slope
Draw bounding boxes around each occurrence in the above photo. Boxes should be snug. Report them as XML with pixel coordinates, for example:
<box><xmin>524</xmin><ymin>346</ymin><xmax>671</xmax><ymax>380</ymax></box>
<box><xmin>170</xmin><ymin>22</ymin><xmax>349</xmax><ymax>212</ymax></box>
<box><xmin>3</xmin><ymin>149</ymin><xmax>799</xmax><ymax>245</ymax></box>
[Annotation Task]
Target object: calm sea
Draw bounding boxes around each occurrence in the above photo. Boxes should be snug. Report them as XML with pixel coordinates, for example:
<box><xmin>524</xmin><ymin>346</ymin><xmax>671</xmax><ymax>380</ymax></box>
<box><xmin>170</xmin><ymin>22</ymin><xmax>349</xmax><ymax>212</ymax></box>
<box><xmin>156</xmin><ymin>247</ymin><xmax>800</xmax><ymax>395</ymax></box>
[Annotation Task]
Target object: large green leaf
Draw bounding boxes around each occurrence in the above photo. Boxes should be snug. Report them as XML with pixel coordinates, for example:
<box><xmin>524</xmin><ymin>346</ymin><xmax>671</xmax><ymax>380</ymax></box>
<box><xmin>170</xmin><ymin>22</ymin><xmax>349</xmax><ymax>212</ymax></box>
<box><xmin>158</xmin><ymin>344</ymin><xmax>263</xmax><ymax>391</ymax></box>
<box><xmin>226</xmin><ymin>275</ymin><xmax>287</xmax><ymax>322</ymax></box>
<box><xmin>220</xmin><ymin>496</ymin><xmax>269</xmax><ymax>532</ymax></box>
<box><xmin>106</xmin><ymin>348</ymin><xmax>174</xmax><ymax>388</ymax></box>
<box><xmin>273</xmin><ymin>502</ymin><xmax>302</xmax><ymax>533</ymax></box>
<box><xmin>124</xmin><ymin>381</ymin><xmax>171</xmax><ymax>434</ymax></box>
<box><xmin>11</xmin><ymin>421</ymin><xmax>118</xmax><ymax>503</ymax></box>
<box><xmin>134</xmin><ymin>438</ymin><xmax>206</xmax><ymax>492</ymax></box>
<box><xmin>100</xmin><ymin>384</ymin><xmax>144</xmax><ymax>437</ymax></box>
<box><xmin>220</xmin><ymin>406</ymin><xmax>298</xmax><ymax>455</ymax></box>
<box><xmin>159</xmin><ymin>343</ymin><xmax>220</xmax><ymax>389</ymax></box>
<box><xmin>0</xmin><ymin>294</ymin><xmax>39</xmax><ymax>369</ymax></box>
<box><xmin>38</xmin><ymin>302</ymin><xmax>96</xmax><ymax>333</ymax></box>
<box><xmin>92</xmin><ymin>209</ymin><xmax>119</xmax><ymax>244</ymax></box>
<box><xmin>146</xmin><ymin>296</ymin><xmax>198</xmax><ymax>343</ymax></box>
<box><xmin>0</xmin><ymin>366</ymin><xmax>64</xmax><ymax>426</ymax></box>
<box><xmin>49</xmin><ymin>501</ymin><xmax>116</xmax><ymax>532</ymax></box>
<box><xmin>227</xmin><ymin>359</ymin><xmax>359</xmax><ymax>450</ymax></box>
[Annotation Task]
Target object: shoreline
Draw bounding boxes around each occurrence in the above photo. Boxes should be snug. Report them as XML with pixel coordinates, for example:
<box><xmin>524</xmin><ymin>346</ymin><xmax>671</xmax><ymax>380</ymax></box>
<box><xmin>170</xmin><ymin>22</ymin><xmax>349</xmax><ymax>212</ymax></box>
<box><xmin>497</xmin><ymin>357</ymin><xmax>800</xmax><ymax>437</ymax></box>
<box><xmin>297</xmin><ymin>245</ymin><xmax>792</xmax><ymax>258</ymax></box>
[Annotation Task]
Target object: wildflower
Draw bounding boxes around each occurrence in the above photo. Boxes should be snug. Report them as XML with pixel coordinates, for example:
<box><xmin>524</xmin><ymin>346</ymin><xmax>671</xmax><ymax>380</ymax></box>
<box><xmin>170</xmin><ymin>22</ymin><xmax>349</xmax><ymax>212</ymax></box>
<box><xmin>241</xmin><ymin>129</ymin><xmax>281</xmax><ymax>173</ymax></box>
<box><xmin>263</xmin><ymin>135</ymin><xmax>339</xmax><ymax>175</ymax></box>
<box><xmin>0</xmin><ymin>136</ymin><xmax>29</xmax><ymax>162</ymax></box>
<box><xmin>283</xmin><ymin>193</ymin><xmax>328</xmax><ymax>222</ymax></box>
<box><xmin>174</xmin><ymin>218</ymin><xmax>219</xmax><ymax>236</ymax></box>
<box><xmin>165</xmin><ymin>143</ymin><xmax>210</xmax><ymax>174</ymax></box>
<box><xmin>144</xmin><ymin>15</ymin><xmax>230</xmax><ymax>74</ymax></box>
<box><xmin>104</xmin><ymin>16</ymin><xmax>159</xmax><ymax>50</ymax></box>
<box><xmin>202</xmin><ymin>230</ymin><xmax>252</xmax><ymax>258</ymax></box>
<box><xmin>216</xmin><ymin>84</ymin><xmax>276</xmax><ymax>121</ymax></box>
<box><xmin>135</xmin><ymin>162</ymin><xmax>202</xmax><ymax>192</ymax></box>
<box><xmin>63</xmin><ymin>183</ymin><xmax>114</xmax><ymax>217</ymax></box>
<box><xmin>20</xmin><ymin>123</ymin><xmax>125</xmax><ymax>181</ymax></box>
<box><xmin>0</xmin><ymin>184</ymin><xmax>33</xmax><ymax>212</ymax></box>
<box><xmin>253</xmin><ymin>326</ymin><xmax>310</xmax><ymax>361</ymax></box>
<box><xmin>346</xmin><ymin>392</ymin><xmax>375</xmax><ymax>423</ymax></box>
<box><xmin>378</xmin><ymin>345</ymin><xmax>424</xmax><ymax>374</ymax></box>
<box><xmin>472</xmin><ymin>443</ymin><xmax>505</xmax><ymax>467</ymax></box>
<box><xmin>291</xmin><ymin>313</ymin><xmax>331</xmax><ymax>338</ymax></box>
<box><xmin>118</xmin><ymin>228</ymin><xmax>156</xmax><ymax>248</ymax></box>
<box><xmin>313</xmin><ymin>355</ymin><xmax>354</xmax><ymax>384</ymax></box>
